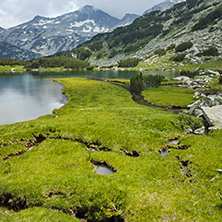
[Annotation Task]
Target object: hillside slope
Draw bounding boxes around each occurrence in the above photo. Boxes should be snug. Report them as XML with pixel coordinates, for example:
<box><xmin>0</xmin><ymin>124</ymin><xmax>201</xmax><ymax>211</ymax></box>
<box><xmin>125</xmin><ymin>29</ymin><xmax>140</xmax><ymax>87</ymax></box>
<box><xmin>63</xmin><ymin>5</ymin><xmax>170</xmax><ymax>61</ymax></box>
<box><xmin>143</xmin><ymin>0</ymin><xmax>185</xmax><ymax>15</ymax></box>
<box><xmin>0</xmin><ymin>41</ymin><xmax>41</xmax><ymax>60</ymax></box>
<box><xmin>78</xmin><ymin>0</ymin><xmax>222</xmax><ymax>68</ymax></box>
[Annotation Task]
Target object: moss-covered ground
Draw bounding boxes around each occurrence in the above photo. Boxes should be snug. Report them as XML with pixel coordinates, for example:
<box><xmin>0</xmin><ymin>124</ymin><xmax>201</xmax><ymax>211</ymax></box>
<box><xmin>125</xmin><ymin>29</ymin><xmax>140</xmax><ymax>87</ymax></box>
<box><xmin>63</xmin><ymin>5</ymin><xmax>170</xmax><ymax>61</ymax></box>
<box><xmin>0</xmin><ymin>78</ymin><xmax>221</xmax><ymax>221</ymax></box>
<box><xmin>142</xmin><ymin>86</ymin><xmax>197</xmax><ymax>108</ymax></box>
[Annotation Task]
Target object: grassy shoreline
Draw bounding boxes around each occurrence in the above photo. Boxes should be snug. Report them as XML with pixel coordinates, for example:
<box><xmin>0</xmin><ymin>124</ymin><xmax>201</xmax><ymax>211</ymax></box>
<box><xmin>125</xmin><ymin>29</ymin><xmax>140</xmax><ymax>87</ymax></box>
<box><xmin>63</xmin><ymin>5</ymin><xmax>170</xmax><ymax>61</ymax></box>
<box><xmin>1</xmin><ymin>59</ymin><xmax>222</xmax><ymax>73</ymax></box>
<box><xmin>0</xmin><ymin>78</ymin><xmax>222</xmax><ymax>221</ymax></box>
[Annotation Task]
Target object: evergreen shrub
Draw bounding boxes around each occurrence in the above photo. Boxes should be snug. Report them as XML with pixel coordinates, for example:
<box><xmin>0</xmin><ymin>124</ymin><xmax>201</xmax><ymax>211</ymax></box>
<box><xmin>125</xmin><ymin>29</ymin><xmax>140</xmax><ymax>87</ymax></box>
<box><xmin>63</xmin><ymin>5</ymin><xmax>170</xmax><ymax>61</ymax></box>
<box><xmin>192</xmin><ymin>5</ymin><xmax>222</xmax><ymax>31</ymax></box>
<box><xmin>175</xmin><ymin>41</ymin><xmax>193</xmax><ymax>52</ymax></box>
<box><xmin>219</xmin><ymin>75</ymin><xmax>222</xmax><ymax>85</ymax></box>
<box><xmin>154</xmin><ymin>49</ymin><xmax>166</xmax><ymax>56</ymax></box>
<box><xmin>26</xmin><ymin>57</ymin><xmax>89</xmax><ymax>69</ymax></box>
<box><xmin>180</xmin><ymin>70</ymin><xmax>199</xmax><ymax>78</ymax></box>
<box><xmin>130</xmin><ymin>73</ymin><xmax>164</xmax><ymax>93</ymax></box>
<box><xmin>118</xmin><ymin>58</ymin><xmax>140</xmax><ymax>68</ymax></box>
<box><xmin>166</xmin><ymin>44</ymin><xmax>176</xmax><ymax>51</ymax></box>
<box><xmin>171</xmin><ymin>53</ymin><xmax>186</xmax><ymax>62</ymax></box>
<box><xmin>197</xmin><ymin>47</ymin><xmax>219</xmax><ymax>57</ymax></box>
<box><xmin>172</xmin><ymin>113</ymin><xmax>203</xmax><ymax>132</ymax></box>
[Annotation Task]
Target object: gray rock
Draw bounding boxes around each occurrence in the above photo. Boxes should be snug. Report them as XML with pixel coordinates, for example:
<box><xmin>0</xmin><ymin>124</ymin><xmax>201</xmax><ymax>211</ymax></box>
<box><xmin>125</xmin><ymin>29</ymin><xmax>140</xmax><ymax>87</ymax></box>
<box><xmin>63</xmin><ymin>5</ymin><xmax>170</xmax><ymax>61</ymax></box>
<box><xmin>194</xmin><ymin>126</ymin><xmax>205</xmax><ymax>135</ymax></box>
<box><xmin>207</xmin><ymin>69</ymin><xmax>220</xmax><ymax>76</ymax></box>
<box><xmin>173</xmin><ymin>76</ymin><xmax>190</xmax><ymax>82</ymax></box>
<box><xmin>189</xmin><ymin>45</ymin><xmax>200</xmax><ymax>55</ymax></box>
<box><xmin>202</xmin><ymin>105</ymin><xmax>222</xmax><ymax>130</ymax></box>
<box><xmin>194</xmin><ymin>92</ymin><xmax>201</xmax><ymax>98</ymax></box>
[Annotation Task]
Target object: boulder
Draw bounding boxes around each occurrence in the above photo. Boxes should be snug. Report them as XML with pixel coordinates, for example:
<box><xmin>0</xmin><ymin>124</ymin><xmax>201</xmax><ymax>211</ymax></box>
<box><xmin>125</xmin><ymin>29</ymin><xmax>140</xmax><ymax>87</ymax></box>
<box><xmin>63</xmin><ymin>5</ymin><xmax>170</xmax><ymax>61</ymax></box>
<box><xmin>173</xmin><ymin>76</ymin><xmax>190</xmax><ymax>83</ymax></box>
<box><xmin>202</xmin><ymin>105</ymin><xmax>222</xmax><ymax>130</ymax></box>
<box><xmin>194</xmin><ymin>92</ymin><xmax>201</xmax><ymax>98</ymax></box>
<box><xmin>207</xmin><ymin>69</ymin><xmax>220</xmax><ymax>76</ymax></box>
<box><xmin>194</xmin><ymin>126</ymin><xmax>205</xmax><ymax>135</ymax></box>
<box><xmin>189</xmin><ymin>45</ymin><xmax>200</xmax><ymax>55</ymax></box>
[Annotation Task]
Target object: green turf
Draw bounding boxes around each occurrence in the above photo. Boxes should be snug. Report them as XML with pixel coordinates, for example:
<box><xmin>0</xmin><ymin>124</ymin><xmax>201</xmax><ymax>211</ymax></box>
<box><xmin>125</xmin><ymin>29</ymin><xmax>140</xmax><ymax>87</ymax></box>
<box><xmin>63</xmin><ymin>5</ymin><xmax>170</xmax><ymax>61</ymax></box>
<box><xmin>0</xmin><ymin>78</ymin><xmax>221</xmax><ymax>221</ymax></box>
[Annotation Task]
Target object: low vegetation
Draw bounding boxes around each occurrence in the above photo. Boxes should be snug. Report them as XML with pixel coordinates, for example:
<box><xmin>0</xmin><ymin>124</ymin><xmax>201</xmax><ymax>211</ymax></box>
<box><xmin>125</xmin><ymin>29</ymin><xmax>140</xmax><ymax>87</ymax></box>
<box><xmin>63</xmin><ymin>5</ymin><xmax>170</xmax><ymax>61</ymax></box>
<box><xmin>0</xmin><ymin>77</ymin><xmax>221</xmax><ymax>221</ymax></box>
<box><xmin>171</xmin><ymin>53</ymin><xmax>186</xmax><ymax>62</ymax></box>
<box><xmin>175</xmin><ymin>41</ymin><xmax>193</xmax><ymax>53</ymax></box>
<box><xmin>180</xmin><ymin>70</ymin><xmax>199</xmax><ymax>78</ymax></box>
<box><xmin>197</xmin><ymin>46</ymin><xmax>219</xmax><ymax>57</ymax></box>
<box><xmin>219</xmin><ymin>75</ymin><xmax>222</xmax><ymax>85</ymax></box>
<box><xmin>172</xmin><ymin>112</ymin><xmax>203</xmax><ymax>132</ymax></box>
<box><xmin>142</xmin><ymin>86</ymin><xmax>198</xmax><ymax>108</ymax></box>
<box><xmin>0</xmin><ymin>58</ymin><xmax>30</xmax><ymax>67</ymax></box>
<box><xmin>25</xmin><ymin>57</ymin><xmax>89</xmax><ymax>70</ymax></box>
<box><xmin>55</xmin><ymin>47</ymin><xmax>93</xmax><ymax>61</ymax></box>
<box><xmin>130</xmin><ymin>73</ymin><xmax>164</xmax><ymax>93</ymax></box>
<box><xmin>192</xmin><ymin>4</ymin><xmax>222</xmax><ymax>31</ymax></box>
<box><xmin>118</xmin><ymin>58</ymin><xmax>140</xmax><ymax>68</ymax></box>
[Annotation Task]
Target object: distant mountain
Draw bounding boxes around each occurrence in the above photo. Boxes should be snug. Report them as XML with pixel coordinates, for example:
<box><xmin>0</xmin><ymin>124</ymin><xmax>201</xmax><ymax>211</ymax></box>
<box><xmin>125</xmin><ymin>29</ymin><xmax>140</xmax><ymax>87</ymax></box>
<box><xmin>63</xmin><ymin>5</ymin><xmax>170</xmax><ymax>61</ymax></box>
<box><xmin>143</xmin><ymin>0</ymin><xmax>186</xmax><ymax>14</ymax></box>
<box><xmin>114</xmin><ymin>14</ymin><xmax>140</xmax><ymax>28</ymax></box>
<box><xmin>0</xmin><ymin>41</ymin><xmax>41</xmax><ymax>60</ymax></box>
<box><xmin>0</xmin><ymin>5</ymin><xmax>138</xmax><ymax>59</ymax></box>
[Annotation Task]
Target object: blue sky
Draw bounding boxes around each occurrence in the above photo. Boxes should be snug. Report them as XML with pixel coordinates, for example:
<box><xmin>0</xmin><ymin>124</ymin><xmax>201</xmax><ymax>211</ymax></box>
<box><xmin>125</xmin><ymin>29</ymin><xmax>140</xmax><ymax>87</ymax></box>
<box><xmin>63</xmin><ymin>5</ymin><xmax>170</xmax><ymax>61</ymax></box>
<box><xmin>0</xmin><ymin>0</ymin><xmax>164</xmax><ymax>28</ymax></box>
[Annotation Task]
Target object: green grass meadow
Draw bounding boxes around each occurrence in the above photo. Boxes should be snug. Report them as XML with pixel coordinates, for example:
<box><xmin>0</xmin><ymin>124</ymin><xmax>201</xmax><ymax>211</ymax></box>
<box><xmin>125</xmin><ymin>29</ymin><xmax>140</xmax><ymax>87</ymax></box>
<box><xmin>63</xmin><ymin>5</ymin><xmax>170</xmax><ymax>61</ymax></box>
<box><xmin>0</xmin><ymin>78</ymin><xmax>221</xmax><ymax>221</ymax></box>
<box><xmin>142</xmin><ymin>86</ymin><xmax>197</xmax><ymax>108</ymax></box>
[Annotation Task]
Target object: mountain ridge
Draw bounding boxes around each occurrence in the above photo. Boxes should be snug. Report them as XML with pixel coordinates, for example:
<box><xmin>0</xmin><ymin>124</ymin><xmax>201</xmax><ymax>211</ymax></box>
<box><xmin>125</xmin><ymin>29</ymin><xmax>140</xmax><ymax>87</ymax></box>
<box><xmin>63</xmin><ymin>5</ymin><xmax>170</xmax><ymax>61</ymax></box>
<box><xmin>77</xmin><ymin>0</ymin><xmax>222</xmax><ymax>68</ymax></box>
<box><xmin>143</xmin><ymin>0</ymin><xmax>186</xmax><ymax>15</ymax></box>
<box><xmin>0</xmin><ymin>5</ymin><xmax>139</xmax><ymax>59</ymax></box>
<box><xmin>0</xmin><ymin>41</ymin><xmax>41</xmax><ymax>60</ymax></box>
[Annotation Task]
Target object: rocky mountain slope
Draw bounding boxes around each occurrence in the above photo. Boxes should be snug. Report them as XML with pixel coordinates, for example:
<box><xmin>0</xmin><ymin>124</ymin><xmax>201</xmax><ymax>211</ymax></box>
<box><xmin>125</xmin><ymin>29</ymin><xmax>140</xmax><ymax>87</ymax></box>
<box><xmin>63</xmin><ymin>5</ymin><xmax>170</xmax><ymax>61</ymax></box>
<box><xmin>0</xmin><ymin>41</ymin><xmax>41</xmax><ymax>60</ymax></box>
<box><xmin>78</xmin><ymin>0</ymin><xmax>222</xmax><ymax>68</ymax></box>
<box><xmin>0</xmin><ymin>5</ymin><xmax>139</xmax><ymax>59</ymax></box>
<box><xmin>143</xmin><ymin>0</ymin><xmax>185</xmax><ymax>15</ymax></box>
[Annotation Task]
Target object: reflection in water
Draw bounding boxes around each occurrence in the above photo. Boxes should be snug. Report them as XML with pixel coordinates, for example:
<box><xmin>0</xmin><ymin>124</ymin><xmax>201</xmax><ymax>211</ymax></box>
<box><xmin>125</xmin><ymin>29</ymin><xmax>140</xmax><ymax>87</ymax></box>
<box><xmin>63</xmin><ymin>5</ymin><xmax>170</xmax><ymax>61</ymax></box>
<box><xmin>0</xmin><ymin>70</ymin><xmax>180</xmax><ymax>125</ymax></box>
<box><xmin>160</xmin><ymin>150</ymin><xmax>169</xmax><ymax>157</ymax></box>
<box><xmin>0</xmin><ymin>74</ymin><xmax>67</xmax><ymax>125</ymax></box>
<box><xmin>93</xmin><ymin>164</ymin><xmax>114</xmax><ymax>175</ymax></box>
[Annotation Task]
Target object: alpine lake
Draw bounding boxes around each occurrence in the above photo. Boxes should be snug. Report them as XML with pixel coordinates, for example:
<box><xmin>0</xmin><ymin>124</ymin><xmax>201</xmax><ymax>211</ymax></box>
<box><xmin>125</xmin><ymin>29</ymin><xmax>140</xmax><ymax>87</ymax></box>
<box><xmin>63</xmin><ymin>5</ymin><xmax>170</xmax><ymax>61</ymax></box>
<box><xmin>0</xmin><ymin>69</ymin><xmax>179</xmax><ymax>125</ymax></box>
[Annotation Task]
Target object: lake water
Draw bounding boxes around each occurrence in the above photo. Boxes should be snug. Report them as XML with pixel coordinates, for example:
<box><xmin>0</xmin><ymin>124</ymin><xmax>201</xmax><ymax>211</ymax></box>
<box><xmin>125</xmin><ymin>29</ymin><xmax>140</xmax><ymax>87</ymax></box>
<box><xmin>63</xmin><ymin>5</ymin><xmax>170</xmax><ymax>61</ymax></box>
<box><xmin>0</xmin><ymin>70</ymin><xmax>179</xmax><ymax>125</ymax></box>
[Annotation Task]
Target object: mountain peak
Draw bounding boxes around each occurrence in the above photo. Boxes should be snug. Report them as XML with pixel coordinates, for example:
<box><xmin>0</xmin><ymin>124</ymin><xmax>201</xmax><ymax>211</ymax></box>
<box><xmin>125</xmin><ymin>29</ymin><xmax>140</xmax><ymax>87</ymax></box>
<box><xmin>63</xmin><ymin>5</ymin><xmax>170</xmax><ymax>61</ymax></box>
<box><xmin>122</xmin><ymin>13</ymin><xmax>140</xmax><ymax>19</ymax></box>
<box><xmin>143</xmin><ymin>0</ymin><xmax>186</xmax><ymax>15</ymax></box>
<box><xmin>31</xmin><ymin>15</ymin><xmax>48</xmax><ymax>23</ymax></box>
<box><xmin>78</xmin><ymin>5</ymin><xmax>99</xmax><ymax>13</ymax></box>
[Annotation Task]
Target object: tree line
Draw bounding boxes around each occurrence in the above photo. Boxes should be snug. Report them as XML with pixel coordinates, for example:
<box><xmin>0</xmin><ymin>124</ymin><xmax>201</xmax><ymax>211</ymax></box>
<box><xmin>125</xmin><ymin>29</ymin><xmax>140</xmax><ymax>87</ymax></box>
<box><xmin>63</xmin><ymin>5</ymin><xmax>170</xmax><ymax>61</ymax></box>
<box><xmin>0</xmin><ymin>57</ymin><xmax>89</xmax><ymax>70</ymax></box>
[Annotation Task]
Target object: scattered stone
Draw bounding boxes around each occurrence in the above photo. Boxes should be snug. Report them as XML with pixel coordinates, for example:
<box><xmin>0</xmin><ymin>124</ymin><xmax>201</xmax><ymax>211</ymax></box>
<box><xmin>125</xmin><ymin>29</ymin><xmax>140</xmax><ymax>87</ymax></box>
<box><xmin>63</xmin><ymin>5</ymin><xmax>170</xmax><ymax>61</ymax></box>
<box><xmin>207</xmin><ymin>69</ymin><xmax>220</xmax><ymax>76</ymax></box>
<box><xmin>194</xmin><ymin>126</ymin><xmax>205</xmax><ymax>135</ymax></box>
<box><xmin>189</xmin><ymin>94</ymin><xmax>222</xmax><ymax>108</ymax></box>
<box><xmin>173</xmin><ymin>76</ymin><xmax>190</xmax><ymax>82</ymax></box>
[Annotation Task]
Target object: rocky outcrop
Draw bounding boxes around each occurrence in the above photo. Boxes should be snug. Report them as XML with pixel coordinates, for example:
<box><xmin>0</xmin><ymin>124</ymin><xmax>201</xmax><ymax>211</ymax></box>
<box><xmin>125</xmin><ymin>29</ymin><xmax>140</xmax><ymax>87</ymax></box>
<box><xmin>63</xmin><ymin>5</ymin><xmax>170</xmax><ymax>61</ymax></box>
<box><xmin>173</xmin><ymin>69</ymin><xmax>222</xmax><ymax>131</ymax></box>
<box><xmin>173</xmin><ymin>74</ymin><xmax>214</xmax><ymax>90</ymax></box>
<box><xmin>188</xmin><ymin>89</ymin><xmax>222</xmax><ymax>130</ymax></box>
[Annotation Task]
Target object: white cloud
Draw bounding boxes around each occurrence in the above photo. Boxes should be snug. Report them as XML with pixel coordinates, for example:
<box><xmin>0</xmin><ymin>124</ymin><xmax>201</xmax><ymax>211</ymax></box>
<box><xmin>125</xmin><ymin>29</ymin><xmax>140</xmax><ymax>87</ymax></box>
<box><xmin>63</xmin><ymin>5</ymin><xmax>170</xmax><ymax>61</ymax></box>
<box><xmin>0</xmin><ymin>0</ymin><xmax>164</xmax><ymax>28</ymax></box>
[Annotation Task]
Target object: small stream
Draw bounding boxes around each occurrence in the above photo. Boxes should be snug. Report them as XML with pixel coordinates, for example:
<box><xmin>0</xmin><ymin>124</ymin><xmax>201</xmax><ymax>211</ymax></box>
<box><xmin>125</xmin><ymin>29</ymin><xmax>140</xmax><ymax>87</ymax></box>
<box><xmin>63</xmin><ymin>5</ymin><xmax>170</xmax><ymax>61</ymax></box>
<box><xmin>108</xmin><ymin>81</ymin><xmax>184</xmax><ymax>114</ymax></box>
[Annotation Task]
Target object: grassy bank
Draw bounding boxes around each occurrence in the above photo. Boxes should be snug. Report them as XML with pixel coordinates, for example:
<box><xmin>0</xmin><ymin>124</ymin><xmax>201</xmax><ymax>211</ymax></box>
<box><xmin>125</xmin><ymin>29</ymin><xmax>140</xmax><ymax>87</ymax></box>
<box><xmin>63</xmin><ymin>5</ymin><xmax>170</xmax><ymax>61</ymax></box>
<box><xmin>0</xmin><ymin>78</ymin><xmax>221</xmax><ymax>221</ymax></box>
<box><xmin>1</xmin><ymin>59</ymin><xmax>222</xmax><ymax>73</ymax></box>
<box><xmin>142</xmin><ymin>86</ymin><xmax>197</xmax><ymax>108</ymax></box>
<box><xmin>0</xmin><ymin>65</ymin><xmax>25</xmax><ymax>72</ymax></box>
<box><xmin>137</xmin><ymin>59</ymin><xmax>222</xmax><ymax>71</ymax></box>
